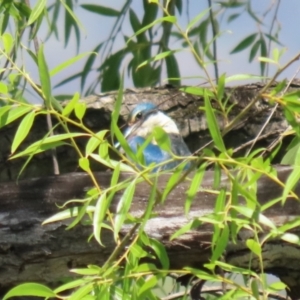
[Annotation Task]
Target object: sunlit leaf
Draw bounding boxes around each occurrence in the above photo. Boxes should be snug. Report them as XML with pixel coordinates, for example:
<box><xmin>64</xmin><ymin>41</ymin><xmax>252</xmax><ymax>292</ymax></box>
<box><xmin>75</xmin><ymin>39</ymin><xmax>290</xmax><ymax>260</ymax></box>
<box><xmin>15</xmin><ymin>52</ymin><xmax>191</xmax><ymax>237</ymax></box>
<box><xmin>81</xmin><ymin>4</ymin><xmax>119</xmax><ymax>17</ymax></box>
<box><xmin>27</xmin><ymin>0</ymin><xmax>46</xmax><ymax>25</ymax></box>
<box><xmin>246</xmin><ymin>239</ymin><xmax>261</xmax><ymax>256</ymax></box>
<box><xmin>3</xmin><ymin>283</ymin><xmax>55</xmax><ymax>299</ymax></box>
<box><xmin>11</xmin><ymin>111</ymin><xmax>35</xmax><ymax>154</ymax></box>
<box><xmin>230</xmin><ymin>33</ymin><xmax>257</xmax><ymax>54</ymax></box>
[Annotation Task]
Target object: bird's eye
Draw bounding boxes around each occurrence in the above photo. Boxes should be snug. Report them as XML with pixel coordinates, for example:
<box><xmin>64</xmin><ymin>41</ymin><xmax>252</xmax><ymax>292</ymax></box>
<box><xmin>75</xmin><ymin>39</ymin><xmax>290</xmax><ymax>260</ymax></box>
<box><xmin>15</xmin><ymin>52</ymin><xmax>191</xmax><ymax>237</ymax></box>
<box><xmin>135</xmin><ymin>112</ymin><xmax>142</xmax><ymax>120</ymax></box>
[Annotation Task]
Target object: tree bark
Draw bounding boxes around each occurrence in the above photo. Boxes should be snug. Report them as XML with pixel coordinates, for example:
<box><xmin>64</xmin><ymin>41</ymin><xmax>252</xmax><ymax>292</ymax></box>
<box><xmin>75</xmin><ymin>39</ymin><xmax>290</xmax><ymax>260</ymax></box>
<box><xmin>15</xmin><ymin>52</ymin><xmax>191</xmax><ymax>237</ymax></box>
<box><xmin>1</xmin><ymin>166</ymin><xmax>300</xmax><ymax>299</ymax></box>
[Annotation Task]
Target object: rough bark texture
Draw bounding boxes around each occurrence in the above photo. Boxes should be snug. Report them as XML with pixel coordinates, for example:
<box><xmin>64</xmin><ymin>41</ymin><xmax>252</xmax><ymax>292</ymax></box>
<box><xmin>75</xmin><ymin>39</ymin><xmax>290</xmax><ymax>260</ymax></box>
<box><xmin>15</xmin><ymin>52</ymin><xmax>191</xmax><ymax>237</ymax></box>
<box><xmin>1</xmin><ymin>82</ymin><xmax>300</xmax><ymax>299</ymax></box>
<box><xmin>1</xmin><ymin>167</ymin><xmax>300</xmax><ymax>298</ymax></box>
<box><xmin>1</xmin><ymin>80</ymin><xmax>299</xmax><ymax>181</ymax></box>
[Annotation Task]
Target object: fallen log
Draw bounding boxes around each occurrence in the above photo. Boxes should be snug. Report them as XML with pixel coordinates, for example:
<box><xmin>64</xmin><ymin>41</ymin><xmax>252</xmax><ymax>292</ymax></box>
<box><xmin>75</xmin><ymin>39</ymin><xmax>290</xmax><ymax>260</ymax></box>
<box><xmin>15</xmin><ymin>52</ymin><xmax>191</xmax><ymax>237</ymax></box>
<box><xmin>1</xmin><ymin>165</ymin><xmax>300</xmax><ymax>298</ymax></box>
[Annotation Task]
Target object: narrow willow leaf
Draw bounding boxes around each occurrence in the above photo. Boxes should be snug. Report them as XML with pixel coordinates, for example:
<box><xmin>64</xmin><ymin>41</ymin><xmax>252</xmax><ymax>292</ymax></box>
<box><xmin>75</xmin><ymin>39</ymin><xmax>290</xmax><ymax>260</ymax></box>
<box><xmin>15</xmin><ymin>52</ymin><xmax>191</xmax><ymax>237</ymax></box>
<box><xmin>217</xmin><ymin>73</ymin><xmax>226</xmax><ymax>100</ymax></box>
<box><xmin>74</xmin><ymin>102</ymin><xmax>86</xmax><ymax>121</ymax></box>
<box><xmin>3</xmin><ymin>283</ymin><xmax>55</xmax><ymax>299</ymax></box>
<box><xmin>11</xmin><ymin>111</ymin><xmax>35</xmax><ymax>154</ymax></box>
<box><xmin>2</xmin><ymin>32</ymin><xmax>13</xmax><ymax>53</ymax></box>
<box><xmin>186</xmin><ymin>6</ymin><xmax>211</xmax><ymax>33</ymax></box>
<box><xmin>0</xmin><ymin>82</ymin><xmax>8</xmax><ymax>94</ymax></box>
<box><xmin>38</xmin><ymin>44</ymin><xmax>51</xmax><ymax>107</ymax></box>
<box><xmin>269</xmin><ymin>281</ymin><xmax>287</xmax><ymax>291</ymax></box>
<box><xmin>0</xmin><ymin>106</ymin><xmax>32</xmax><ymax>128</ymax></box>
<box><xmin>85</xmin><ymin>130</ymin><xmax>108</xmax><ymax>156</ymax></box>
<box><xmin>165</xmin><ymin>52</ymin><xmax>181</xmax><ymax>86</ymax></box>
<box><xmin>211</xmin><ymin>226</ymin><xmax>229</xmax><ymax>262</ymax></box>
<box><xmin>62</xmin><ymin>92</ymin><xmax>80</xmax><ymax>116</ymax></box>
<box><xmin>50</xmin><ymin>52</ymin><xmax>95</xmax><ymax>76</ymax></box>
<box><xmin>185</xmin><ymin>163</ymin><xmax>207</xmax><ymax>214</ymax></box>
<box><xmin>137</xmin><ymin>49</ymin><xmax>180</xmax><ymax>69</ymax></box>
<box><xmin>114</xmin><ymin>180</ymin><xmax>136</xmax><ymax>239</ymax></box>
<box><xmin>27</xmin><ymin>0</ymin><xmax>46</xmax><ymax>25</ymax></box>
<box><xmin>153</xmin><ymin>127</ymin><xmax>171</xmax><ymax>152</ymax></box>
<box><xmin>180</xmin><ymin>86</ymin><xmax>214</xmax><ymax>97</ymax></box>
<box><xmin>280</xmin><ymin>232</ymin><xmax>300</xmax><ymax>244</ymax></box>
<box><xmin>68</xmin><ymin>282</ymin><xmax>93</xmax><ymax>300</ymax></box>
<box><xmin>149</xmin><ymin>238</ymin><xmax>169</xmax><ymax>269</ymax></box>
<box><xmin>93</xmin><ymin>192</ymin><xmax>107</xmax><ymax>246</ymax></box>
<box><xmin>230</xmin><ymin>33</ymin><xmax>257</xmax><ymax>54</ymax></box>
<box><xmin>249</xmin><ymin>39</ymin><xmax>261</xmax><ymax>62</ymax></box>
<box><xmin>225</xmin><ymin>74</ymin><xmax>264</xmax><ymax>83</ymax></box>
<box><xmin>258</xmin><ymin>56</ymin><xmax>278</xmax><ymax>65</ymax></box>
<box><xmin>162</xmin><ymin>163</ymin><xmax>186</xmax><ymax>202</ymax></box>
<box><xmin>251</xmin><ymin>280</ymin><xmax>260</xmax><ymax>299</ymax></box>
<box><xmin>138</xmin><ymin>276</ymin><xmax>158</xmax><ymax>297</ymax></box>
<box><xmin>11</xmin><ymin>133</ymin><xmax>87</xmax><ymax>159</ymax></box>
<box><xmin>90</xmin><ymin>154</ymin><xmax>135</xmax><ymax>172</ymax></box>
<box><xmin>282</xmin><ymin>166</ymin><xmax>300</xmax><ymax>204</ymax></box>
<box><xmin>42</xmin><ymin>206</ymin><xmax>95</xmax><ymax>225</ymax></box>
<box><xmin>79</xmin><ymin>157</ymin><xmax>90</xmax><ymax>171</ymax></box>
<box><xmin>204</xmin><ymin>92</ymin><xmax>225</xmax><ymax>152</ymax></box>
<box><xmin>246</xmin><ymin>239</ymin><xmax>261</xmax><ymax>256</ymax></box>
<box><xmin>54</xmin><ymin>278</ymin><xmax>92</xmax><ymax>294</ymax></box>
<box><xmin>171</xmin><ymin>219</ymin><xmax>202</xmax><ymax>240</ymax></box>
<box><xmin>81</xmin><ymin>4</ymin><xmax>119</xmax><ymax>16</ymax></box>
<box><xmin>127</xmin><ymin>16</ymin><xmax>176</xmax><ymax>44</ymax></box>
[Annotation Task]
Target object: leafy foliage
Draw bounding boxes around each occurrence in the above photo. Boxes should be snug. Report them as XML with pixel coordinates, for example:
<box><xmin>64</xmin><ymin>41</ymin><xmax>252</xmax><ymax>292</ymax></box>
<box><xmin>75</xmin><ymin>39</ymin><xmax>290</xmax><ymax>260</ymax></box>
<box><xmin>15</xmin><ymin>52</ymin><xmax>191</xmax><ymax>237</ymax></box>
<box><xmin>1</xmin><ymin>0</ymin><xmax>299</xmax><ymax>300</ymax></box>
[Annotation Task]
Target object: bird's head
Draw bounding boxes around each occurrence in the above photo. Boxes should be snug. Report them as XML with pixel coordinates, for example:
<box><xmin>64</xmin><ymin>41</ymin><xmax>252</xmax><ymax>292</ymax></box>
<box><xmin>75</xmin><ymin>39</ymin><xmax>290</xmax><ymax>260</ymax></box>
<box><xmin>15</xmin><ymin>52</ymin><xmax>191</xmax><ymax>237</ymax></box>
<box><xmin>124</xmin><ymin>102</ymin><xmax>179</xmax><ymax>140</ymax></box>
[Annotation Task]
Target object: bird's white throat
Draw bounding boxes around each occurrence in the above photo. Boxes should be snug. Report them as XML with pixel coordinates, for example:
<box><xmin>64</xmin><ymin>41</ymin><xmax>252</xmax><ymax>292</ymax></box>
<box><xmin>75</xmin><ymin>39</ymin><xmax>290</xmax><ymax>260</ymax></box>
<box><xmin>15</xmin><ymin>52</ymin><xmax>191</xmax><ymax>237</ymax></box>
<box><xmin>134</xmin><ymin>111</ymin><xmax>179</xmax><ymax>138</ymax></box>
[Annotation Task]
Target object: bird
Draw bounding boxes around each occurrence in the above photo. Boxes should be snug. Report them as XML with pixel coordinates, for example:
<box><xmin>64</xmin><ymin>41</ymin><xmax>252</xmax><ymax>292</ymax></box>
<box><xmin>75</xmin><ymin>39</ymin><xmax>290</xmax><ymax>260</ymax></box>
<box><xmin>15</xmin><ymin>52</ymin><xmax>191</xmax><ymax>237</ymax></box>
<box><xmin>122</xmin><ymin>102</ymin><xmax>191</xmax><ymax>171</ymax></box>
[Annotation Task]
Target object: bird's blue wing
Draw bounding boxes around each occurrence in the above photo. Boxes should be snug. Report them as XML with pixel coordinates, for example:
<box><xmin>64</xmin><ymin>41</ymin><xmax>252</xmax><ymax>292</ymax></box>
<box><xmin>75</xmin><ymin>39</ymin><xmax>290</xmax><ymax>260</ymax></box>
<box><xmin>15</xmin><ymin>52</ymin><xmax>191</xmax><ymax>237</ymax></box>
<box><xmin>128</xmin><ymin>136</ymin><xmax>174</xmax><ymax>169</ymax></box>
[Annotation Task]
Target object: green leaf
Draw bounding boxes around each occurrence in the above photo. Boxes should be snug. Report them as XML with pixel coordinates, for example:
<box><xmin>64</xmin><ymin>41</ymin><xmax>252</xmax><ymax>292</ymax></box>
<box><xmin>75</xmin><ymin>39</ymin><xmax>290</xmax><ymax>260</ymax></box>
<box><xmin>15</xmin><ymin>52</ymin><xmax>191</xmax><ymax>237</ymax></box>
<box><xmin>225</xmin><ymin>74</ymin><xmax>264</xmax><ymax>83</ymax></box>
<box><xmin>2</xmin><ymin>32</ymin><xmax>14</xmax><ymax>53</ymax></box>
<box><xmin>62</xmin><ymin>92</ymin><xmax>80</xmax><ymax>116</ymax></box>
<box><xmin>185</xmin><ymin>163</ymin><xmax>207</xmax><ymax>214</ymax></box>
<box><xmin>11</xmin><ymin>133</ymin><xmax>87</xmax><ymax>159</ymax></box>
<box><xmin>269</xmin><ymin>281</ymin><xmax>287</xmax><ymax>291</ymax></box>
<box><xmin>81</xmin><ymin>4</ymin><xmax>119</xmax><ymax>17</ymax></box>
<box><xmin>280</xmin><ymin>232</ymin><xmax>300</xmax><ymax>244</ymax></box>
<box><xmin>11</xmin><ymin>111</ymin><xmax>35</xmax><ymax>154</ymax></box>
<box><xmin>127</xmin><ymin>16</ymin><xmax>176</xmax><ymax>44</ymax></box>
<box><xmin>153</xmin><ymin>127</ymin><xmax>171</xmax><ymax>152</ymax></box>
<box><xmin>246</xmin><ymin>239</ymin><xmax>261</xmax><ymax>256</ymax></box>
<box><xmin>249</xmin><ymin>39</ymin><xmax>261</xmax><ymax>62</ymax></box>
<box><xmin>114</xmin><ymin>179</ymin><xmax>136</xmax><ymax>239</ymax></box>
<box><xmin>165</xmin><ymin>52</ymin><xmax>181</xmax><ymax>86</ymax></box>
<box><xmin>149</xmin><ymin>238</ymin><xmax>169</xmax><ymax>269</ymax></box>
<box><xmin>0</xmin><ymin>106</ymin><xmax>32</xmax><ymax>128</ymax></box>
<box><xmin>27</xmin><ymin>0</ymin><xmax>46</xmax><ymax>25</ymax></box>
<box><xmin>171</xmin><ymin>219</ymin><xmax>202</xmax><ymax>240</ymax></box>
<box><xmin>3</xmin><ymin>283</ymin><xmax>55</xmax><ymax>299</ymax></box>
<box><xmin>0</xmin><ymin>82</ymin><xmax>8</xmax><ymax>94</ymax></box>
<box><xmin>137</xmin><ymin>49</ymin><xmax>180</xmax><ymax>69</ymax></box>
<box><xmin>204</xmin><ymin>92</ymin><xmax>225</xmax><ymax>152</ymax></box>
<box><xmin>74</xmin><ymin>102</ymin><xmax>86</xmax><ymax>121</ymax></box>
<box><xmin>85</xmin><ymin>130</ymin><xmax>108</xmax><ymax>156</ymax></box>
<box><xmin>230</xmin><ymin>33</ymin><xmax>257</xmax><ymax>54</ymax></box>
<box><xmin>186</xmin><ymin>6</ymin><xmax>211</xmax><ymax>33</ymax></box>
<box><xmin>212</xmin><ymin>226</ymin><xmax>229</xmax><ymax>262</ymax></box>
<box><xmin>50</xmin><ymin>52</ymin><xmax>95</xmax><ymax>77</ymax></box>
<box><xmin>38</xmin><ymin>44</ymin><xmax>52</xmax><ymax>107</ymax></box>
<box><xmin>79</xmin><ymin>157</ymin><xmax>90</xmax><ymax>172</ymax></box>
<box><xmin>93</xmin><ymin>192</ymin><xmax>107</xmax><ymax>246</ymax></box>
<box><xmin>180</xmin><ymin>86</ymin><xmax>214</xmax><ymax>97</ymax></box>
<box><xmin>69</xmin><ymin>282</ymin><xmax>94</xmax><ymax>300</ymax></box>
<box><xmin>43</xmin><ymin>206</ymin><xmax>95</xmax><ymax>225</ymax></box>
<box><xmin>282</xmin><ymin>165</ymin><xmax>300</xmax><ymax>204</ymax></box>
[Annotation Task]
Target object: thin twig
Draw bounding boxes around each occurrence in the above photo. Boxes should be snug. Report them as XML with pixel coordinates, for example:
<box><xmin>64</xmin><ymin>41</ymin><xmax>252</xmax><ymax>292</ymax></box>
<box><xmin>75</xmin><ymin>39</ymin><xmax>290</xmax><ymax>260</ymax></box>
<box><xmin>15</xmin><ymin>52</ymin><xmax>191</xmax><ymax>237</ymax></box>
<box><xmin>24</xmin><ymin>0</ymin><xmax>60</xmax><ymax>175</ymax></box>
<box><xmin>207</xmin><ymin>0</ymin><xmax>219</xmax><ymax>83</ymax></box>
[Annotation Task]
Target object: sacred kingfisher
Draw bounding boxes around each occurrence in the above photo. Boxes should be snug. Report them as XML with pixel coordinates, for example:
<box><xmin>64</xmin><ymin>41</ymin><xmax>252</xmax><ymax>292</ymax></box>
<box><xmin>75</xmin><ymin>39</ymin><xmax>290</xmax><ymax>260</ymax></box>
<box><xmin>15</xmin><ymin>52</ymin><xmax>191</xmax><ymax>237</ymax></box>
<box><xmin>122</xmin><ymin>102</ymin><xmax>191</xmax><ymax>171</ymax></box>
